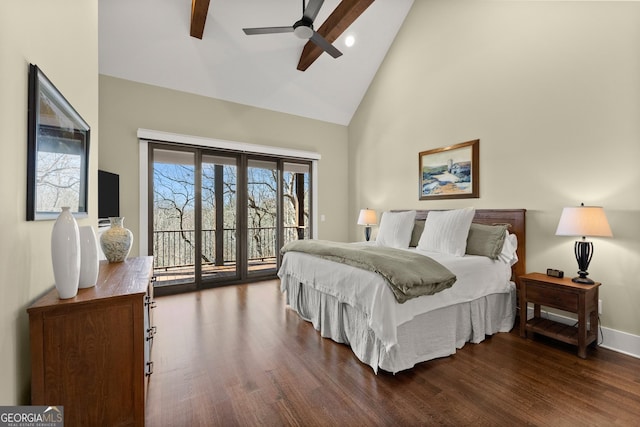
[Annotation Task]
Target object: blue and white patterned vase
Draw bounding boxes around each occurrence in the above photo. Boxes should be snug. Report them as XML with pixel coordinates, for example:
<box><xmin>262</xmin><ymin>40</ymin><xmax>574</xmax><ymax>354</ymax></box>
<box><xmin>100</xmin><ymin>217</ymin><xmax>133</xmax><ymax>263</ymax></box>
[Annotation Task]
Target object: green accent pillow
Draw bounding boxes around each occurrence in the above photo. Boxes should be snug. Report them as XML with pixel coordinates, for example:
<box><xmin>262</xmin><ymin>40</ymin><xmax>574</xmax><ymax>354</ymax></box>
<box><xmin>409</xmin><ymin>220</ymin><xmax>425</xmax><ymax>247</ymax></box>
<box><xmin>465</xmin><ymin>223</ymin><xmax>509</xmax><ymax>260</ymax></box>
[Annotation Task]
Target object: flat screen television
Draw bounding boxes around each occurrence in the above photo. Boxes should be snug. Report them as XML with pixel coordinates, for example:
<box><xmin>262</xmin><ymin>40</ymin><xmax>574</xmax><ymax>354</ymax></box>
<box><xmin>98</xmin><ymin>170</ymin><xmax>119</xmax><ymax>219</ymax></box>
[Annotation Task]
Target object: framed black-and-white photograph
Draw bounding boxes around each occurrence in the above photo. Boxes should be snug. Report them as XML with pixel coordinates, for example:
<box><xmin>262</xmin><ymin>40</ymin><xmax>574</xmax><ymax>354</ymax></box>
<box><xmin>27</xmin><ymin>64</ymin><xmax>90</xmax><ymax>220</ymax></box>
<box><xmin>419</xmin><ymin>139</ymin><xmax>479</xmax><ymax>200</ymax></box>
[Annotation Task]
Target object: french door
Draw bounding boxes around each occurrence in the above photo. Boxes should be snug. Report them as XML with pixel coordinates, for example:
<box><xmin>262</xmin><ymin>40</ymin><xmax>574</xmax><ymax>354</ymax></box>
<box><xmin>149</xmin><ymin>143</ymin><xmax>311</xmax><ymax>293</ymax></box>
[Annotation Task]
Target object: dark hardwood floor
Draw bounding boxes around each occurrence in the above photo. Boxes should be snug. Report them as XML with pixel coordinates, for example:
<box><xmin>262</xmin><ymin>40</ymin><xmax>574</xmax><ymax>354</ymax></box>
<box><xmin>145</xmin><ymin>280</ymin><xmax>640</xmax><ymax>426</ymax></box>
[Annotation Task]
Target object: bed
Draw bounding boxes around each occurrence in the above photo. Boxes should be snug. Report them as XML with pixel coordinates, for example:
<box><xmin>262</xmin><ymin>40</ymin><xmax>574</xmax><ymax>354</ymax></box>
<box><xmin>278</xmin><ymin>208</ymin><xmax>526</xmax><ymax>374</ymax></box>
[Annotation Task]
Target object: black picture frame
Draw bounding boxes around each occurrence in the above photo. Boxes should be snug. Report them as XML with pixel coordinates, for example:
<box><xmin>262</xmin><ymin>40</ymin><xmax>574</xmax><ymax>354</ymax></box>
<box><xmin>27</xmin><ymin>64</ymin><xmax>90</xmax><ymax>221</ymax></box>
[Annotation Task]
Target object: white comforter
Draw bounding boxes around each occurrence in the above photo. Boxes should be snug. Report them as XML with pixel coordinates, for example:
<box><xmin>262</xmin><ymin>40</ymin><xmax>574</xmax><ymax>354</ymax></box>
<box><xmin>278</xmin><ymin>247</ymin><xmax>514</xmax><ymax>352</ymax></box>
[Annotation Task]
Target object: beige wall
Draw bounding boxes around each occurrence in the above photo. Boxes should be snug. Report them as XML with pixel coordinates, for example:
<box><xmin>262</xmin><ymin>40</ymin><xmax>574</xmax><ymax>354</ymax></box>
<box><xmin>349</xmin><ymin>0</ymin><xmax>640</xmax><ymax>335</ymax></box>
<box><xmin>98</xmin><ymin>76</ymin><xmax>349</xmax><ymax>249</ymax></box>
<box><xmin>0</xmin><ymin>0</ymin><xmax>99</xmax><ymax>404</ymax></box>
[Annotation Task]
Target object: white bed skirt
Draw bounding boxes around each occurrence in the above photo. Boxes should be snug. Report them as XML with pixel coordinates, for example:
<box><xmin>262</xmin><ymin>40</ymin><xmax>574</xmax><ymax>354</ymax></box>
<box><xmin>281</xmin><ymin>276</ymin><xmax>516</xmax><ymax>374</ymax></box>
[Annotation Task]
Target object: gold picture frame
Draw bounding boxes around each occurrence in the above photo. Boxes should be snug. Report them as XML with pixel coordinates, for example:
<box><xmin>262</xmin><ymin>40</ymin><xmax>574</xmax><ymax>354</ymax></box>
<box><xmin>419</xmin><ymin>139</ymin><xmax>479</xmax><ymax>200</ymax></box>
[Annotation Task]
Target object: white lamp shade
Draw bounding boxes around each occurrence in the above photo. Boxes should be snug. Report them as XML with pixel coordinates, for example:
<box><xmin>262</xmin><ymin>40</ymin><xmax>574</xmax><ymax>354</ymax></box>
<box><xmin>555</xmin><ymin>206</ymin><xmax>612</xmax><ymax>237</ymax></box>
<box><xmin>357</xmin><ymin>209</ymin><xmax>377</xmax><ymax>226</ymax></box>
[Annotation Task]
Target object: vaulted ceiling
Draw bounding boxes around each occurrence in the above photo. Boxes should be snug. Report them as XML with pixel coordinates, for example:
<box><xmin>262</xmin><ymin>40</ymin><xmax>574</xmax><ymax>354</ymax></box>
<box><xmin>99</xmin><ymin>0</ymin><xmax>414</xmax><ymax>125</ymax></box>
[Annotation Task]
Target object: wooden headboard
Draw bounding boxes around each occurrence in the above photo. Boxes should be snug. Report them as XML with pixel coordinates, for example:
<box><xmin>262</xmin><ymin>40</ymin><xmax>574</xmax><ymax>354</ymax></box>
<box><xmin>407</xmin><ymin>209</ymin><xmax>527</xmax><ymax>284</ymax></box>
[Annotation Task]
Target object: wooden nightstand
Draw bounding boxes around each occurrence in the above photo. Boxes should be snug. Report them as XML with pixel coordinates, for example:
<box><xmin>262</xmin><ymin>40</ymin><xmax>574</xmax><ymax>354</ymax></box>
<box><xmin>518</xmin><ymin>272</ymin><xmax>600</xmax><ymax>358</ymax></box>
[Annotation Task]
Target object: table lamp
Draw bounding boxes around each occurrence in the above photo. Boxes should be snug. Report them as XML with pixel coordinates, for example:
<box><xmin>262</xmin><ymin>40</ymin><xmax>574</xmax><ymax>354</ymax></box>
<box><xmin>357</xmin><ymin>209</ymin><xmax>377</xmax><ymax>241</ymax></box>
<box><xmin>555</xmin><ymin>203</ymin><xmax>612</xmax><ymax>284</ymax></box>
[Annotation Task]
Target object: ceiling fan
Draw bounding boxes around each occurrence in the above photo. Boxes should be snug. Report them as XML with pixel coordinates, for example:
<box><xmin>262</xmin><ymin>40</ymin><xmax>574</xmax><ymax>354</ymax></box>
<box><xmin>243</xmin><ymin>0</ymin><xmax>343</xmax><ymax>59</ymax></box>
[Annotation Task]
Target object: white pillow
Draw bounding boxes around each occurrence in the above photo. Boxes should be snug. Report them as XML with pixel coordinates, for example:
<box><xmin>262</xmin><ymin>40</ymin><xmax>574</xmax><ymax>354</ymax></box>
<box><xmin>417</xmin><ymin>207</ymin><xmax>475</xmax><ymax>256</ymax></box>
<box><xmin>375</xmin><ymin>210</ymin><xmax>416</xmax><ymax>249</ymax></box>
<box><xmin>498</xmin><ymin>231</ymin><xmax>519</xmax><ymax>266</ymax></box>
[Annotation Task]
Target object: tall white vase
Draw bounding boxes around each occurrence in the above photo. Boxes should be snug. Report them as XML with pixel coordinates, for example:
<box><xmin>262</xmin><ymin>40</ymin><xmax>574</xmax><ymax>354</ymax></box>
<box><xmin>78</xmin><ymin>225</ymin><xmax>99</xmax><ymax>288</ymax></box>
<box><xmin>51</xmin><ymin>207</ymin><xmax>80</xmax><ymax>299</ymax></box>
<box><xmin>100</xmin><ymin>217</ymin><xmax>133</xmax><ymax>263</ymax></box>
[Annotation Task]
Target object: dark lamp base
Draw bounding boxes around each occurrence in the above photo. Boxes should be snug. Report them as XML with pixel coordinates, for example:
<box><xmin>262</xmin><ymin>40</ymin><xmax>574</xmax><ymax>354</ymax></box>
<box><xmin>364</xmin><ymin>226</ymin><xmax>372</xmax><ymax>242</ymax></box>
<box><xmin>573</xmin><ymin>240</ymin><xmax>595</xmax><ymax>285</ymax></box>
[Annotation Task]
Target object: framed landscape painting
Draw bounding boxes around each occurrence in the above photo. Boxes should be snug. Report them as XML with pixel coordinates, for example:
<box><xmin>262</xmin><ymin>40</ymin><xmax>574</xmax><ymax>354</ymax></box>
<box><xmin>419</xmin><ymin>139</ymin><xmax>479</xmax><ymax>200</ymax></box>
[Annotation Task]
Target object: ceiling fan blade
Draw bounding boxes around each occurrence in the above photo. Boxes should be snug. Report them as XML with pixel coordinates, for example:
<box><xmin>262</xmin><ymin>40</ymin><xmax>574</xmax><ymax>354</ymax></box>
<box><xmin>243</xmin><ymin>26</ymin><xmax>294</xmax><ymax>35</ymax></box>
<box><xmin>309</xmin><ymin>31</ymin><xmax>342</xmax><ymax>58</ymax></box>
<box><xmin>303</xmin><ymin>0</ymin><xmax>324</xmax><ymax>22</ymax></box>
<box><xmin>298</xmin><ymin>0</ymin><xmax>373</xmax><ymax>71</ymax></box>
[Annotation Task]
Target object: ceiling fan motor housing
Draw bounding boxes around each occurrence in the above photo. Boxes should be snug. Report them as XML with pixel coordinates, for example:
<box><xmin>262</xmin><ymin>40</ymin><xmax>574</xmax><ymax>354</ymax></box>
<box><xmin>293</xmin><ymin>18</ymin><xmax>314</xmax><ymax>39</ymax></box>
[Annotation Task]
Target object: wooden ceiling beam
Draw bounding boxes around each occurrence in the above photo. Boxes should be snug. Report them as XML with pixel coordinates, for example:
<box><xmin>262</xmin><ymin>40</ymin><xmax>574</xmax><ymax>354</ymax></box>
<box><xmin>297</xmin><ymin>0</ymin><xmax>374</xmax><ymax>71</ymax></box>
<box><xmin>190</xmin><ymin>0</ymin><xmax>211</xmax><ymax>39</ymax></box>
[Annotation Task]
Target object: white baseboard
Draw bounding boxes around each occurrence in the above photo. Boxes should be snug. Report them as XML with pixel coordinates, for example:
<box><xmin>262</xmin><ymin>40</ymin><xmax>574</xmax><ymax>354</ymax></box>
<box><xmin>526</xmin><ymin>308</ymin><xmax>640</xmax><ymax>359</ymax></box>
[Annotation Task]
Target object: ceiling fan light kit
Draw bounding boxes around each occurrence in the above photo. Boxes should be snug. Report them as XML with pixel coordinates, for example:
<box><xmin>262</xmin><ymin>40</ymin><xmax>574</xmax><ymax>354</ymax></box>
<box><xmin>293</xmin><ymin>19</ymin><xmax>314</xmax><ymax>39</ymax></box>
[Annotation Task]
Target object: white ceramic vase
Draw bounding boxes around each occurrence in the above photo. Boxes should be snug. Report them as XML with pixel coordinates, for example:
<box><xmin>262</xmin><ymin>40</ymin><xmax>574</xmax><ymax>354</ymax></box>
<box><xmin>78</xmin><ymin>225</ymin><xmax>99</xmax><ymax>288</ymax></box>
<box><xmin>100</xmin><ymin>217</ymin><xmax>133</xmax><ymax>263</ymax></box>
<box><xmin>51</xmin><ymin>207</ymin><xmax>80</xmax><ymax>299</ymax></box>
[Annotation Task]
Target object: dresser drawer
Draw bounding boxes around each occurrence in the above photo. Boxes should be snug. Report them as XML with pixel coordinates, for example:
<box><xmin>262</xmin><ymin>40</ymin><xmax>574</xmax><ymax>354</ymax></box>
<box><xmin>525</xmin><ymin>283</ymin><xmax>578</xmax><ymax>312</ymax></box>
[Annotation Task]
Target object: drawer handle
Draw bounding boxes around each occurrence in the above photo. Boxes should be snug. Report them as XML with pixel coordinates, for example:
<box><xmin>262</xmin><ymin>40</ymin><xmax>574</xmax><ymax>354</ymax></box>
<box><xmin>146</xmin><ymin>361</ymin><xmax>154</xmax><ymax>376</ymax></box>
<box><xmin>146</xmin><ymin>325</ymin><xmax>157</xmax><ymax>342</ymax></box>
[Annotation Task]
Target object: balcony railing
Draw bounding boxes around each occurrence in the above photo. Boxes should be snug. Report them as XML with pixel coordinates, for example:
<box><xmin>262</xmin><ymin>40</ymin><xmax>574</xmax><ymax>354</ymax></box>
<box><xmin>153</xmin><ymin>226</ymin><xmax>308</xmax><ymax>270</ymax></box>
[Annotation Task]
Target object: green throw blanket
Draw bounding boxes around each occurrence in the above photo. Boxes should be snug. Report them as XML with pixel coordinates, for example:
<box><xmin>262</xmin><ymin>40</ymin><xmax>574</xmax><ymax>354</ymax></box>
<box><xmin>281</xmin><ymin>240</ymin><xmax>457</xmax><ymax>303</ymax></box>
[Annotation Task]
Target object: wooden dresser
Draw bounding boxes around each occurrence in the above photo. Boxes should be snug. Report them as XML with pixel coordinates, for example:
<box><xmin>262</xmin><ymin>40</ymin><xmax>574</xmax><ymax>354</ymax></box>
<box><xmin>28</xmin><ymin>256</ymin><xmax>155</xmax><ymax>427</ymax></box>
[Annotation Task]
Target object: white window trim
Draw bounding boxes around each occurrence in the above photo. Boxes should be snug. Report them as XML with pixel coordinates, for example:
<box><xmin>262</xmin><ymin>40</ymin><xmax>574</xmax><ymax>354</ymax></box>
<box><xmin>137</xmin><ymin>128</ymin><xmax>320</xmax><ymax>256</ymax></box>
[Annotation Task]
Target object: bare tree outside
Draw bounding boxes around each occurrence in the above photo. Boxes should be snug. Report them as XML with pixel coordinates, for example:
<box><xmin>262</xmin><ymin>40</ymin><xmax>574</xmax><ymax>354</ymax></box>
<box><xmin>154</xmin><ymin>162</ymin><xmax>196</xmax><ymax>268</ymax></box>
<box><xmin>201</xmin><ymin>161</ymin><xmax>237</xmax><ymax>267</ymax></box>
<box><xmin>247</xmin><ymin>164</ymin><xmax>277</xmax><ymax>260</ymax></box>
<box><xmin>36</xmin><ymin>151</ymin><xmax>82</xmax><ymax>212</ymax></box>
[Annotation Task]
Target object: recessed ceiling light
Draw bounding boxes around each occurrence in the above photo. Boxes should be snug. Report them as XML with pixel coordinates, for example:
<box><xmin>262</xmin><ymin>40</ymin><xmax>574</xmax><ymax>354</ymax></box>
<box><xmin>345</xmin><ymin>35</ymin><xmax>355</xmax><ymax>47</ymax></box>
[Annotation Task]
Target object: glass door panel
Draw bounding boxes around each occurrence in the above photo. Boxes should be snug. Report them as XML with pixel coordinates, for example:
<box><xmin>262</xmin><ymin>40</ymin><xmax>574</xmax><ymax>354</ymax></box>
<box><xmin>282</xmin><ymin>162</ymin><xmax>310</xmax><ymax>245</ymax></box>
<box><xmin>201</xmin><ymin>154</ymin><xmax>238</xmax><ymax>282</ymax></box>
<box><xmin>152</xmin><ymin>148</ymin><xmax>196</xmax><ymax>288</ymax></box>
<box><xmin>247</xmin><ymin>159</ymin><xmax>278</xmax><ymax>277</ymax></box>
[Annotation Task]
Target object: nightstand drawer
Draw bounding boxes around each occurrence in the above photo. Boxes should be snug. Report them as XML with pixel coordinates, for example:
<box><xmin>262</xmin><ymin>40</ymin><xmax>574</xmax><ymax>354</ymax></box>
<box><xmin>525</xmin><ymin>284</ymin><xmax>578</xmax><ymax>312</ymax></box>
